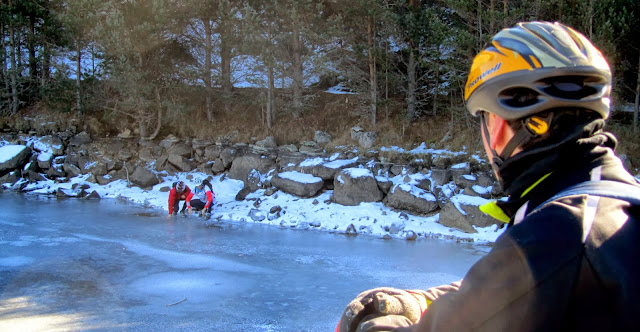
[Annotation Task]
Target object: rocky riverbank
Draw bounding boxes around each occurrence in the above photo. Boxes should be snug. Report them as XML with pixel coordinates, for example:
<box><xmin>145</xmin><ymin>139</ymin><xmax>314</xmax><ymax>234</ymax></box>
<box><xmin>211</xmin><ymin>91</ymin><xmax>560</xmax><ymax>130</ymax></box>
<box><xmin>0</xmin><ymin>126</ymin><xmax>510</xmax><ymax>242</ymax></box>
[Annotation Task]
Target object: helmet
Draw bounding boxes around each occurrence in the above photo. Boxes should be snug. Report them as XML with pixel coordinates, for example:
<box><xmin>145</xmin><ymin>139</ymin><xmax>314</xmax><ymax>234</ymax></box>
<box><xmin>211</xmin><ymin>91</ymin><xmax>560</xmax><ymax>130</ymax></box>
<box><xmin>176</xmin><ymin>181</ymin><xmax>185</xmax><ymax>192</ymax></box>
<box><xmin>465</xmin><ymin>21</ymin><xmax>611</xmax><ymax>121</ymax></box>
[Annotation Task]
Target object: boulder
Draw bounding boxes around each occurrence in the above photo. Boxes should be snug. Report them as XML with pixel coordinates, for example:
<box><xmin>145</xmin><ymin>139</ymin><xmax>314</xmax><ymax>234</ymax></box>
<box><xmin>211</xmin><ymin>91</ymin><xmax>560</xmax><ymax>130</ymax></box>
<box><xmin>229</xmin><ymin>154</ymin><xmax>276</xmax><ymax>182</ymax></box>
<box><xmin>210</xmin><ymin>159</ymin><xmax>226</xmax><ymax>174</ymax></box>
<box><xmin>249</xmin><ymin>208</ymin><xmax>266</xmax><ymax>222</ymax></box>
<box><xmin>386</xmin><ymin>184</ymin><xmax>438</xmax><ymax>214</ymax></box>
<box><xmin>221</xmin><ymin>147</ymin><xmax>239</xmax><ymax>169</ymax></box>
<box><xmin>31</xmin><ymin>136</ymin><xmax>65</xmax><ymax>156</ymax></box>
<box><xmin>255</xmin><ymin>136</ymin><xmax>277</xmax><ymax>149</ymax></box>
<box><xmin>69</xmin><ymin>131</ymin><xmax>91</xmax><ymax>146</ymax></box>
<box><xmin>167</xmin><ymin>154</ymin><xmax>195</xmax><ymax>172</ymax></box>
<box><xmin>0</xmin><ymin>145</ymin><xmax>32</xmax><ymax>175</ymax></box>
<box><xmin>358</xmin><ymin>132</ymin><xmax>377</xmax><ymax>149</ymax></box>
<box><xmin>376</xmin><ymin>177</ymin><xmax>393</xmax><ymax>194</ymax></box>
<box><xmin>130</xmin><ymin>166</ymin><xmax>159</xmax><ymax>188</ymax></box>
<box><xmin>430</xmin><ymin>168</ymin><xmax>452</xmax><ymax>186</ymax></box>
<box><xmin>168</xmin><ymin>142</ymin><xmax>193</xmax><ymax>158</ymax></box>
<box><xmin>204</xmin><ymin>145</ymin><xmax>222</xmax><ymax>160</ymax></box>
<box><xmin>314</xmin><ymin>130</ymin><xmax>332</xmax><ymax>146</ymax></box>
<box><xmin>0</xmin><ymin>171</ymin><xmax>20</xmax><ymax>185</ymax></box>
<box><xmin>37</xmin><ymin>152</ymin><xmax>53</xmax><ymax>169</ymax></box>
<box><xmin>63</xmin><ymin>162</ymin><xmax>82</xmax><ymax>178</ymax></box>
<box><xmin>450</xmin><ymin>162</ymin><xmax>471</xmax><ymax>179</ymax></box>
<box><xmin>351</xmin><ymin>126</ymin><xmax>364</xmax><ymax>141</ymax></box>
<box><xmin>333</xmin><ymin>168</ymin><xmax>383</xmax><ymax>206</ymax></box>
<box><xmin>298</xmin><ymin>157</ymin><xmax>359</xmax><ymax>180</ymax></box>
<box><xmin>159</xmin><ymin>135</ymin><xmax>180</xmax><ymax>149</ymax></box>
<box><xmin>271</xmin><ymin>171</ymin><xmax>323</xmax><ymax>198</ymax></box>
<box><xmin>438</xmin><ymin>194</ymin><xmax>497</xmax><ymax>233</ymax></box>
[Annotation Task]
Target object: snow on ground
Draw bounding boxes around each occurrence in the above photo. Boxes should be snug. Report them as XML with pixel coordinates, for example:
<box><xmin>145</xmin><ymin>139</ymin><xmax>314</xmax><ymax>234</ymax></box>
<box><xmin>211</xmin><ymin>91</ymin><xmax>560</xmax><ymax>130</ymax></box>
<box><xmin>2</xmin><ymin>142</ymin><xmax>506</xmax><ymax>244</ymax></box>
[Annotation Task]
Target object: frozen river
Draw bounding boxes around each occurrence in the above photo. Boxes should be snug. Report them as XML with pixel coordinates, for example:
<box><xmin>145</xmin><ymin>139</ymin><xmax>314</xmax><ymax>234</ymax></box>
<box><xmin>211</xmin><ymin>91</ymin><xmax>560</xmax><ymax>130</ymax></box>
<box><xmin>0</xmin><ymin>193</ymin><xmax>488</xmax><ymax>331</ymax></box>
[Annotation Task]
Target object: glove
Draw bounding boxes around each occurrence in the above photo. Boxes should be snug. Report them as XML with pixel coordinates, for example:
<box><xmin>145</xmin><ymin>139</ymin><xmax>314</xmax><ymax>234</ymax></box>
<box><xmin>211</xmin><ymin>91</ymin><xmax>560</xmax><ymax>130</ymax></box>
<box><xmin>338</xmin><ymin>287</ymin><xmax>429</xmax><ymax>332</ymax></box>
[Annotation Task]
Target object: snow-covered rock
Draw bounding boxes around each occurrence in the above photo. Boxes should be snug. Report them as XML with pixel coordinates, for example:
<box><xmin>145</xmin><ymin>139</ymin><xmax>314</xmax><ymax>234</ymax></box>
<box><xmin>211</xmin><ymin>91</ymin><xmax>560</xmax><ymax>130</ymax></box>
<box><xmin>386</xmin><ymin>184</ymin><xmax>438</xmax><ymax>215</ymax></box>
<box><xmin>271</xmin><ymin>171</ymin><xmax>323</xmax><ymax>198</ymax></box>
<box><xmin>333</xmin><ymin>168</ymin><xmax>382</xmax><ymax>206</ymax></box>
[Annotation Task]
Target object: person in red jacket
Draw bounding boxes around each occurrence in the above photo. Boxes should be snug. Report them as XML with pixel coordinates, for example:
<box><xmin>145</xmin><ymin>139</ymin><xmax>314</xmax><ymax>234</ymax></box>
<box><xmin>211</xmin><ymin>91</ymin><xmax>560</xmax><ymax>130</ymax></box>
<box><xmin>168</xmin><ymin>180</ymin><xmax>191</xmax><ymax>216</ymax></box>
<box><xmin>186</xmin><ymin>178</ymin><xmax>215</xmax><ymax>217</ymax></box>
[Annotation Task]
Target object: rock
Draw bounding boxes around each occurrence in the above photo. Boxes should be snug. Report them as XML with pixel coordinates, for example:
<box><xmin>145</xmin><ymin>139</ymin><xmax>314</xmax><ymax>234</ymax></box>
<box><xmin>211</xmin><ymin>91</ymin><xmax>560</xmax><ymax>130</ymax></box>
<box><xmin>130</xmin><ymin>166</ymin><xmax>159</xmax><ymax>188</ymax></box>
<box><xmin>160</xmin><ymin>135</ymin><xmax>180</xmax><ymax>149</ymax></box>
<box><xmin>167</xmin><ymin>154</ymin><xmax>195</xmax><ymax>172</ymax></box>
<box><xmin>376</xmin><ymin>177</ymin><xmax>393</xmax><ymax>194</ymax></box>
<box><xmin>117</xmin><ymin>128</ymin><xmax>133</xmax><ymax>139</ymax></box>
<box><xmin>298</xmin><ymin>157</ymin><xmax>359</xmax><ymax>180</ymax></box>
<box><xmin>255</xmin><ymin>136</ymin><xmax>277</xmax><ymax>149</ymax></box>
<box><xmin>31</xmin><ymin>136</ymin><xmax>65</xmax><ymax>156</ymax></box>
<box><xmin>345</xmin><ymin>224</ymin><xmax>357</xmax><ymax>235</ymax></box>
<box><xmin>450</xmin><ymin>162</ymin><xmax>471</xmax><ymax>179</ymax></box>
<box><xmin>0</xmin><ymin>171</ymin><xmax>20</xmax><ymax>185</ymax></box>
<box><xmin>265</xmin><ymin>187</ymin><xmax>277</xmax><ymax>196</ymax></box>
<box><xmin>270</xmin><ymin>206</ymin><xmax>282</xmax><ymax>214</ymax></box>
<box><xmin>235</xmin><ymin>186</ymin><xmax>252</xmax><ymax>201</ymax></box>
<box><xmin>210</xmin><ymin>159</ymin><xmax>226</xmax><ymax>174</ymax></box>
<box><xmin>69</xmin><ymin>131</ymin><xmax>91</xmax><ymax>146</ymax></box>
<box><xmin>438</xmin><ymin>194</ymin><xmax>497</xmax><ymax>233</ymax></box>
<box><xmin>249</xmin><ymin>208</ymin><xmax>266</xmax><ymax>222</ymax></box>
<box><xmin>168</xmin><ymin>142</ymin><xmax>193</xmax><ymax>158</ymax></box>
<box><xmin>314</xmin><ymin>130</ymin><xmax>332</xmax><ymax>146</ymax></box>
<box><xmin>351</xmin><ymin>126</ymin><xmax>364</xmax><ymax>141</ymax></box>
<box><xmin>63</xmin><ymin>162</ymin><xmax>82</xmax><ymax>178</ymax></box>
<box><xmin>333</xmin><ymin>168</ymin><xmax>383</xmax><ymax>206</ymax></box>
<box><xmin>204</xmin><ymin>146</ymin><xmax>222</xmax><ymax>160</ymax></box>
<box><xmin>0</xmin><ymin>145</ymin><xmax>32</xmax><ymax>175</ymax></box>
<box><xmin>229</xmin><ymin>154</ymin><xmax>276</xmax><ymax>182</ymax></box>
<box><xmin>271</xmin><ymin>171</ymin><xmax>323</xmax><ymax>198</ymax></box>
<box><xmin>358</xmin><ymin>132</ymin><xmax>377</xmax><ymax>149</ymax></box>
<box><xmin>405</xmin><ymin>231</ymin><xmax>418</xmax><ymax>241</ymax></box>
<box><xmin>386</xmin><ymin>184</ymin><xmax>438</xmax><ymax>214</ymax></box>
<box><xmin>37</xmin><ymin>152</ymin><xmax>53</xmax><ymax>170</ymax></box>
<box><xmin>221</xmin><ymin>147</ymin><xmax>239</xmax><ymax>169</ymax></box>
<box><xmin>56</xmin><ymin>188</ymin><xmax>82</xmax><ymax>198</ymax></box>
<box><xmin>85</xmin><ymin>190</ymin><xmax>101</xmax><ymax>200</ymax></box>
<box><xmin>454</xmin><ymin>174</ymin><xmax>477</xmax><ymax>190</ymax></box>
<box><xmin>278</xmin><ymin>144</ymin><xmax>298</xmax><ymax>153</ymax></box>
<box><xmin>431</xmin><ymin>168</ymin><xmax>452</xmax><ymax>186</ymax></box>
<box><xmin>46</xmin><ymin>165</ymin><xmax>66</xmax><ymax>179</ymax></box>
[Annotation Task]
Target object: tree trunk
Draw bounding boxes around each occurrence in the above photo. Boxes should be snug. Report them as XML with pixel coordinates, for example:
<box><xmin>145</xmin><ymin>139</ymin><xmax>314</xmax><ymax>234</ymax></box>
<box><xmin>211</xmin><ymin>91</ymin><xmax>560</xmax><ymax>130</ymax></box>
<box><xmin>503</xmin><ymin>0</ymin><xmax>508</xmax><ymax>28</ymax></box>
<box><xmin>433</xmin><ymin>46</ymin><xmax>440</xmax><ymax>116</ymax></box>
<box><xmin>292</xmin><ymin>22</ymin><xmax>304</xmax><ymax>118</ymax></box>
<box><xmin>220</xmin><ymin>25</ymin><xmax>232</xmax><ymax>114</ymax></box>
<box><xmin>76</xmin><ymin>38</ymin><xmax>82</xmax><ymax>112</ymax></box>
<box><xmin>267</xmin><ymin>64</ymin><xmax>274</xmax><ymax>128</ymax></box>
<box><xmin>367</xmin><ymin>16</ymin><xmax>377</xmax><ymax>127</ymax></box>
<box><xmin>588</xmin><ymin>0</ymin><xmax>594</xmax><ymax>39</ymax></box>
<box><xmin>635</xmin><ymin>51</ymin><xmax>640</xmax><ymax>132</ymax></box>
<box><xmin>204</xmin><ymin>18</ymin><xmax>213</xmax><ymax>121</ymax></box>
<box><xmin>28</xmin><ymin>15</ymin><xmax>37</xmax><ymax>82</ymax></box>
<box><xmin>42</xmin><ymin>24</ymin><xmax>50</xmax><ymax>87</ymax></box>
<box><xmin>1</xmin><ymin>24</ymin><xmax>9</xmax><ymax>97</ymax></box>
<box><xmin>489</xmin><ymin>0</ymin><xmax>495</xmax><ymax>35</ymax></box>
<box><xmin>406</xmin><ymin>47</ymin><xmax>417</xmax><ymax>121</ymax></box>
<box><xmin>477</xmin><ymin>0</ymin><xmax>482</xmax><ymax>47</ymax></box>
<box><xmin>8</xmin><ymin>2</ymin><xmax>18</xmax><ymax>114</ymax></box>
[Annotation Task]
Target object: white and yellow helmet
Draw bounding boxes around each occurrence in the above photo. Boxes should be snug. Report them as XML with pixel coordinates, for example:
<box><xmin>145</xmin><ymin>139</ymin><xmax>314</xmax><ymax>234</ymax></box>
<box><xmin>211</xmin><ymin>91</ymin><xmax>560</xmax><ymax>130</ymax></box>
<box><xmin>465</xmin><ymin>21</ymin><xmax>611</xmax><ymax>121</ymax></box>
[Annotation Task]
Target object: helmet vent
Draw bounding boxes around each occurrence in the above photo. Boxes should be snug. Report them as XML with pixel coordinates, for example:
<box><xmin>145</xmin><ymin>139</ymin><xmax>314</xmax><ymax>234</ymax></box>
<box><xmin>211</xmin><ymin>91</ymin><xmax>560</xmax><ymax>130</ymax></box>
<box><xmin>499</xmin><ymin>87</ymin><xmax>540</xmax><ymax>107</ymax></box>
<box><xmin>540</xmin><ymin>76</ymin><xmax>600</xmax><ymax>100</ymax></box>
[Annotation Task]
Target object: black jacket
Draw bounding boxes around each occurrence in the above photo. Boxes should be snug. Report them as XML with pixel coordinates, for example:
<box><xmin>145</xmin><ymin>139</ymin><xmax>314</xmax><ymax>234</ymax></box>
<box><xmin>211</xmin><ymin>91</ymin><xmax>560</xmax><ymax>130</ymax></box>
<box><xmin>405</xmin><ymin>132</ymin><xmax>640</xmax><ymax>331</ymax></box>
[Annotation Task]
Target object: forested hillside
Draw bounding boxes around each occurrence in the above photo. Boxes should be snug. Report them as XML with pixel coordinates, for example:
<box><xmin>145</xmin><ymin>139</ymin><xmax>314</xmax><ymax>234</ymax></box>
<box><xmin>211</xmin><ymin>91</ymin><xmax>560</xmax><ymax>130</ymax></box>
<box><xmin>1</xmin><ymin>0</ymin><xmax>639</xmax><ymax>156</ymax></box>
